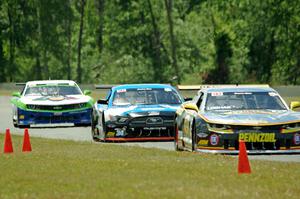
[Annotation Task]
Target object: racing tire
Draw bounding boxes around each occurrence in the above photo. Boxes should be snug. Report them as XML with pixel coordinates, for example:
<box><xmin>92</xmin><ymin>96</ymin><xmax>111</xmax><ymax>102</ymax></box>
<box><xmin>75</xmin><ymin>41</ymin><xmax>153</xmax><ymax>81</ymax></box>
<box><xmin>174</xmin><ymin>123</ymin><xmax>182</xmax><ymax>151</ymax></box>
<box><xmin>91</xmin><ymin>113</ymin><xmax>100</xmax><ymax>142</ymax></box>
<box><xmin>13</xmin><ymin>119</ymin><xmax>18</xmax><ymax>128</ymax></box>
<box><xmin>191</xmin><ymin>120</ymin><xmax>197</xmax><ymax>151</ymax></box>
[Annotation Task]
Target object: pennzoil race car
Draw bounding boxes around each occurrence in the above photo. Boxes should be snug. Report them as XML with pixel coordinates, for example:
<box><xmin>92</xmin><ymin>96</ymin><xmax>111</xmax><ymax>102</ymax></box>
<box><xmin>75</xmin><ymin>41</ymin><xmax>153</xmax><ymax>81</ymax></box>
<box><xmin>91</xmin><ymin>84</ymin><xmax>184</xmax><ymax>141</ymax></box>
<box><xmin>11</xmin><ymin>80</ymin><xmax>94</xmax><ymax>128</ymax></box>
<box><xmin>175</xmin><ymin>85</ymin><xmax>300</xmax><ymax>154</ymax></box>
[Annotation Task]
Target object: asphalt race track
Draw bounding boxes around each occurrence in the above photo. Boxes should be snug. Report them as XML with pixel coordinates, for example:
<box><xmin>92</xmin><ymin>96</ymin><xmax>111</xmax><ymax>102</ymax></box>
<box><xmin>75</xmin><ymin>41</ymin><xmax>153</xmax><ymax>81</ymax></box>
<box><xmin>1</xmin><ymin>96</ymin><xmax>300</xmax><ymax>162</ymax></box>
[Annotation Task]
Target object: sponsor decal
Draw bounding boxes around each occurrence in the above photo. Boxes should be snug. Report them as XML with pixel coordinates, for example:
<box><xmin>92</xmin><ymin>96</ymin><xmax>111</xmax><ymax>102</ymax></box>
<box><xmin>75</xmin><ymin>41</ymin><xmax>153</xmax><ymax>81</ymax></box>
<box><xmin>211</xmin><ymin>92</ymin><xmax>223</xmax><ymax>96</ymax></box>
<box><xmin>146</xmin><ymin>117</ymin><xmax>163</xmax><ymax>124</ymax></box>
<box><xmin>239</xmin><ymin>133</ymin><xmax>276</xmax><ymax>142</ymax></box>
<box><xmin>148</xmin><ymin>111</ymin><xmax>160</xmax><ymax>116</ymax></box>
<box><xmin>19</xmin><ymin>115</ymin><xmax>25</xmax><ymax>119</ymax></box>
<box><xmin>234</xmin><ymin>92</ymin><xmax>252</xmax><ymax>95</ymax></box>
<box><xmin>53</xmin><ymin>112</ymin><xmax>62</xmax><ymax>116</ymax></box>
<box><xmin>294</xmin><ymin>133</ymin><xmax>300</xmax><ymax>145</ymax></box>
<box><xmin>49</xmin><ymin>96</ymin><xmax>65</xmax><ymax>101</ymax></box>
<box><xmin>164</xmin><ymin>88</ymin><xmax>172</xmax><ymax>92</ymax></box>
<box><xmin>116</xmin><ymin>89</ymin><xmax>126</xmax><ymax>93</ymax></box>
<box><xmin>33</xmin><ymin>96</ymin><xmax>78</xmax><ymax>101</ymax></box>
<box><xmin>106</xmin><ymin>132</ymin><xmax>115</xmax><ymax>137</ymax></box>
<box><xmin>197</xmin><ymin>133</ymin><xmax>209</xmax><ymax>138</ymax></box>
<box><xmin>53</xmin><ymin>106</ymin><xmax>62</xmax><ymax>110</ymax></box>
<box><xmin>268</xmin><ymin>92</ymin><xmax>278</xmax><ymax>96</ymax></box>
<box><xmin>137</xmin><ymin>88</ymin><xmax>152</xmax><ymax>91</ymax></box>
<box><xmin>198</xmin><ymin>140</ymin><xmax>209</xmax><ymax>145</ymax></box>
<box><xmin>210</xmin><ymin>134</ymin><xmax>219</xmax><ymax>146</ymax></box>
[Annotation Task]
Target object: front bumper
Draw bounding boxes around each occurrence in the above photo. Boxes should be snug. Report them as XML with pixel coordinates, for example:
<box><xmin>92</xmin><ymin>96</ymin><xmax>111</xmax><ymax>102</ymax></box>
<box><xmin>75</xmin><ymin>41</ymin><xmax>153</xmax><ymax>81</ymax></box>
<box><xmin>195</xmin><ymin>148</ymin><xmax>300</xmax><ymax>155</ymax></box>
<box><xmin>104</xmin><ymin>116</ymin><xmax>175</xmax><ymax>140</ymax></box>
<box><xmin>17</xmin><ymin>108</ymin><xmax>92</xmax><ymax>127</ymax></box>
<box><xmin>100</xmin><ymin>136</ymin><xmax>174</xmax><ymax>142</ymax></box>
<box><xmin>195</xmin><ymin>131</ymin><xmax>300</xmax><ymax>154</ymax></box>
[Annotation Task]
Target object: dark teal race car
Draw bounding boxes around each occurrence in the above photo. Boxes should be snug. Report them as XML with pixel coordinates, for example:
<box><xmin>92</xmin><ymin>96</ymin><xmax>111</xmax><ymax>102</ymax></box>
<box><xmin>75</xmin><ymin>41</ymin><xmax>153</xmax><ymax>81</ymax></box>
<box><xmin>175</xmin><ymin>85</ymin><xmax>300</xmax><ymax>154</ymax></box>
<box><xmin>91</xmin><ymin>84</ymin><xmax>184</xmax><ymax>142</ymax></box>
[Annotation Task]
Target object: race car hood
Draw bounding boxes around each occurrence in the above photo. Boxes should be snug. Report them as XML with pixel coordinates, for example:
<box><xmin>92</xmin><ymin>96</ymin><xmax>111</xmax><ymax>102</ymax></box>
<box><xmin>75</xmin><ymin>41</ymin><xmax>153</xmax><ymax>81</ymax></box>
<box><xmin>201</xmin><ymin>110</ymin><xmax>300</xmax><ymax>125</ymax></box>
<box><xmin>106</xmin><ymin>104</ymin><xmax>179</xmax><ymax>118</ymax></box>
<box><xmin>19</xmin><ymin>95</ymin><xmax>91</xmax><ymax>105</ymax></box>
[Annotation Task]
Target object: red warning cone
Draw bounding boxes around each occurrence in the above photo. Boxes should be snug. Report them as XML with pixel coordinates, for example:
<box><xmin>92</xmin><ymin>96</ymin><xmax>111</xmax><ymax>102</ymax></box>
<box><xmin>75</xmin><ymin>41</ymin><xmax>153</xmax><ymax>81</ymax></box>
<box><xmin>238</xmin><ymin>140</ymin><xmax>251</xmax><ymax>174</ymax></box>
<box><xmin>4</xmin><ymin>128</ymin><xmax>13</xmax><ymax>153</ymax></box>
<box><xmin>22</xmin><ymin>128</ymin><xmax>32</xmax><ymax>152</ymax></box>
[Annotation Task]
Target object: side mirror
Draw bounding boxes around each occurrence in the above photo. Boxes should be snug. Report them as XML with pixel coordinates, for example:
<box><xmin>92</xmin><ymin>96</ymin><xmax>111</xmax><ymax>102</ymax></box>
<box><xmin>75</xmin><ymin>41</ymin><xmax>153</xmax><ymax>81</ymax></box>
<box><xmin>183</xmin><ymin>103</ymin><xmax>199</xmax><ymax>112</ymax></box>
<box><xmin>84</xmin><ymin>90</ymin><xmax>91</xmax><ymax>95</ymax></box>
<box><xmin>97</xmin><ymin>99</ymin><xmax>108</xmax><ymax>105</ymax></box>
<box><xmin>12</xmin><ymin>92</ymin><xmax>21</xmax><ymax>98</ymax></box>
<box><xmin>184</xmin><ymin>97</ymin><xmax>193</xmax><ymax>102</ymax></box>
<box><xmin>290</xmin><ymin>101</ymin><xmax>300</xmax><ymax>110</ymax></box>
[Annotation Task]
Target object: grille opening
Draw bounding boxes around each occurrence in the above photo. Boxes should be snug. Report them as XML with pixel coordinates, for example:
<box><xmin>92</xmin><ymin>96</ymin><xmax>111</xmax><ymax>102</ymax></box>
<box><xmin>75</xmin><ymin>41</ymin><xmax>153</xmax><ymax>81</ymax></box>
<box><xmin>275</xmin><ymin>140</ymin><xmax>281</xmax><ymax>150</ymax></box>
<box><xmin>234</xmin><ymin>141</ymin><xmax>279</xmax><ymax>150</ymax></box>
<box><xmin>235</xmin><ymin>140</ymin><xmax>239</xmax><ymax>150</ymax></box>
<box><xmin>286</xmin><ymin>139</ymin><xmax>291</xmax><ymax>149</ymax></box>
<box><xmin>108</xmin><ymin>127</ymin><xmax>175</xmax><ymax>138</ymax></box>
<box><xmin>224</xmin><ymin>139</ymin><xmax>229</xmax><ymax>149</ymax></box>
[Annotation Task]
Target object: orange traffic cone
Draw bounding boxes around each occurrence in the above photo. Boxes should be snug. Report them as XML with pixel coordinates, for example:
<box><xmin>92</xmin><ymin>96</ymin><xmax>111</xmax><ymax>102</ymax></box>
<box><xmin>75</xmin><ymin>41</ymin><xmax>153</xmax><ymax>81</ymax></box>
<box><xmin>4</xmin><ymin>128</ymin><xmax>13</xmax><ymax>153</ymax></box>
<box><xmin>238</xmin><ymin>140</ymin><xmax>251</xmax><ymax>174</ymax></box>
<box><xmin>22</xmin><ymin>128</ymin><xmax>32</xmax><ymax>152</ymax></box>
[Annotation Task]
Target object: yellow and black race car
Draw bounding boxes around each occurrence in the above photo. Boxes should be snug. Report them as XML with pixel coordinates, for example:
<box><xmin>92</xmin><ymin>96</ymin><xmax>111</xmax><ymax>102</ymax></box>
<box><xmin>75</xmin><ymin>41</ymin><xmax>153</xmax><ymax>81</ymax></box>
<box><xmin>175</xmin><ymin>85</ymin><xmax>300</xmax><ymax>154</ymax></box>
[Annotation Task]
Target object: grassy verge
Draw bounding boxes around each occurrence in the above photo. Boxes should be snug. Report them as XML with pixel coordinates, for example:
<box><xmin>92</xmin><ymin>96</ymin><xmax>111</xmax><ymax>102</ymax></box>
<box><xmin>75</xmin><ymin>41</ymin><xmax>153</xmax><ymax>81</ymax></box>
<box><xmin>0</xmin><ymin>134</ymin><xmax>299</xmax><ymax>199</ymax></box>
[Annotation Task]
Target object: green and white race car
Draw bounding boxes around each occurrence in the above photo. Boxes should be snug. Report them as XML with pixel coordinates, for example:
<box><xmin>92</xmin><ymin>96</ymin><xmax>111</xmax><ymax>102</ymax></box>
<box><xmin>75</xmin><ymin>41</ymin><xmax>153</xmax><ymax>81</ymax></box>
<box><xmin>11</xmin><ymin>80</ymin><xmax>94</xmax><ymax>128</ymax></box>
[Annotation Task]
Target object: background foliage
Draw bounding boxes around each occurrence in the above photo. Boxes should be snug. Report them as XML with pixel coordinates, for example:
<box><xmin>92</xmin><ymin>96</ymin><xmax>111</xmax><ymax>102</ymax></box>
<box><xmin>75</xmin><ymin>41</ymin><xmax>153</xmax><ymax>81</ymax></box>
<box><xmin>0</xmin><ymin>0</ymin><xmax>299</xmax><ymax>85</ymax></box>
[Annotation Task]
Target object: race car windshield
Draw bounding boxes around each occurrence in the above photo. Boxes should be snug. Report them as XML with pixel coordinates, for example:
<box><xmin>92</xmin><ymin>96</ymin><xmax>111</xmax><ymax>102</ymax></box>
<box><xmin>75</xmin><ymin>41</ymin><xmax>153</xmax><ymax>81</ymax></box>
<box><xmin>205</xmin><ymin>91</ymin><xmax>287</xmax><ymax>111</ymax></box>
<box><xmin>112</xmin><ymin>88</ymin><xmax>182</xmax><ymax>106</ymax></box>
<box><xmin>24</xmin><ymin>85</ymin><xmax>82</xmax><ymax>96</ymax></box>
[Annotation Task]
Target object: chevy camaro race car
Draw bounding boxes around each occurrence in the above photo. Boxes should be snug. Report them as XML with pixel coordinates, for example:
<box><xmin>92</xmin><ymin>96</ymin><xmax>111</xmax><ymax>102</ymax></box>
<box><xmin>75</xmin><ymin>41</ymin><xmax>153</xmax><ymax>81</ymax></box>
<box><xmin>11</xmin><ymin>80</ymin><xmax>94</xmax><ymax>128</ymax></box>
<box><xmin>91</xmin><ymin>84</ymin><xmax>184</xmax><ymax>141</ymax></box>
<box><xmin>175</xmin><ymin>85</ymin><xmax>300</xmax><ymax>154</ymax></box>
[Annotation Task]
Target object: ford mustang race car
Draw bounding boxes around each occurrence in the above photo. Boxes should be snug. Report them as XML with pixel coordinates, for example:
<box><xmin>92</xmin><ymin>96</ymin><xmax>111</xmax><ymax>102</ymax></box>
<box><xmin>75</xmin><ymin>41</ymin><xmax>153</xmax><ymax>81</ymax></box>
<box><xmin>91</xmin><ymin>84</ymin><xmax>184</xmax><ymax>141</ymax></box>
<box><xmin>175</xmin><ymin>85</ymin><xmax>300</xmax><ymax>154</ymax></box>
<box><xmin>11</xmin><ymin>80</ymin><xmax>94</xmax><ymax>128</ymax></box>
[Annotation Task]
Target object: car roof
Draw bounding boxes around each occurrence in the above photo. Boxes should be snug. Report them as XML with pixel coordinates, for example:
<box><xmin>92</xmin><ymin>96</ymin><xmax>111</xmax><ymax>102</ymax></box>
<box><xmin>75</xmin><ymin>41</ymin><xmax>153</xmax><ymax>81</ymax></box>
<box><xmin>203</xmin><ymin>87</ymin><xmax>277</xmax><ymax>93</ymax></box>
<box><xmin>26</xmin><ymin>80</ymin><xmax>77</xmax><ymax>86</ymax></box>
<box><xmin>111</xmin><ymin>84</ymin><xmax>175</xmax><ymax>91</ymax></box>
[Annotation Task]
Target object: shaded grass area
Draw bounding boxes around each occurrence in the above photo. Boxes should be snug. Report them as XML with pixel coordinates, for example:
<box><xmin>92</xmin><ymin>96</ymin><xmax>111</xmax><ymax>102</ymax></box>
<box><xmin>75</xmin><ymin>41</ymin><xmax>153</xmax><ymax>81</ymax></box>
<box><xmin>0</xmin><ymin>134</ymin><xmax>299</xmax><ymax>199</ymax></box>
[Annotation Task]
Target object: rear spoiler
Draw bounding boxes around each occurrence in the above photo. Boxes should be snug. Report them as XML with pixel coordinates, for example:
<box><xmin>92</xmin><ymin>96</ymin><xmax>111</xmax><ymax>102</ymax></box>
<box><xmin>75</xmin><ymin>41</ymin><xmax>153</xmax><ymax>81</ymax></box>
<box><xmin>15</xmin><ymin>83</ymin><xmax>26</xmax><ymax>86</ymax></box>
<box><xmin>94</xmin><ymin>84</ymin><xmax>119</xmax><ymax>89</ymax></box>
<box><xmin>177</xmin><ymin>84</ymin><xmax>270</xmax><ymax>91</ymax></box>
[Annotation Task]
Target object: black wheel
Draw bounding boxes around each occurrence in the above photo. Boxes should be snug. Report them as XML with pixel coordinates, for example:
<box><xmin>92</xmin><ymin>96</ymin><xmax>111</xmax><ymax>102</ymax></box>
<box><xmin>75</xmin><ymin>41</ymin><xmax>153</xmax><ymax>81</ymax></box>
<box><xmin>174</xmin><ymin>123</ymin><xmax>183</xmax><ymax>151</ymax></box>
<box><xmin>91</xmin><ymin>113</ymin><xmax>99</xmax><ymax>141</ymax></box>
<box><xmin>13</xmin><ymin>119</ymin><xmax>18</xmax><ymax>127</ymax></box>
<box><xmin>191</xmin><ymin>121</ymin><xmax>197</xmax><ymax>151</ymax></box>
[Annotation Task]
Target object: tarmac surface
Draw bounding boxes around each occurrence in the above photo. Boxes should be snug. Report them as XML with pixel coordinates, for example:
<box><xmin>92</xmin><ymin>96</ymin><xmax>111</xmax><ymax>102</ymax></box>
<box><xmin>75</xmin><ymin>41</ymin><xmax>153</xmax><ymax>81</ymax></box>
<box><xmin>1</xmin><ymin>96</ymin><xmax>300</xmax><ymax>162</ymax></box>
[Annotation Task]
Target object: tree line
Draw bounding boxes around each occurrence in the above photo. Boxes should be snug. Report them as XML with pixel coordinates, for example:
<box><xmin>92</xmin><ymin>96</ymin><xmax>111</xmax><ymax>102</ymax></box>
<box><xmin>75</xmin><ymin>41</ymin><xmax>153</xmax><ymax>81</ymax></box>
<box><xmin>0</xmin><ymin>0</ymin><xmax>299</xmax><ymax>85</ymax></box>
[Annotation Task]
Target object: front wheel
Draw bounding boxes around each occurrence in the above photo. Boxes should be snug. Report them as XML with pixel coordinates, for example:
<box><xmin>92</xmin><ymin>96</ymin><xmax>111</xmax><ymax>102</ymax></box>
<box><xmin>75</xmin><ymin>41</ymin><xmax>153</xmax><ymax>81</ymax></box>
<box><xmin>13</xmin><ymin>119</ymin><xmax>18</xmax><ymax>128</ymax></box>
<box><xmin>174</xmin><ymin>124</ymin><xmax>182</xmax><ymax>151</ymax></box>
<box><xmin>191</xmin><ymin>121</ymin><xmax>197</xmax><ymax>151</ymax></box>
<box><xmin>91</xmin><ymin>115</ymin><xmax>99</xmax><ymax>142</ymax></box>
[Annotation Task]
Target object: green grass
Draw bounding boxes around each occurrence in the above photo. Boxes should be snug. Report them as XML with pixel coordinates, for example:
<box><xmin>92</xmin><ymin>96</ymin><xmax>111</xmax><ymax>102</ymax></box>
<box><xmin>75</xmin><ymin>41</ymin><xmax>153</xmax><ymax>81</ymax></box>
<box><xmin>0</xmin><ymin>134</ymin><xmax>299</xmax><ymax>199</ymax></box>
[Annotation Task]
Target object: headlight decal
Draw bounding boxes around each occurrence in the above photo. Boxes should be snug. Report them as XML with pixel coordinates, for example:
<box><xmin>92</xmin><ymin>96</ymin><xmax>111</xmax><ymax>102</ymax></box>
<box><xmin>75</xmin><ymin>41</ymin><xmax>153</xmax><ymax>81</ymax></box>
<box><xmin>281</xmin><ymin>123</ymin><xmax>300</xmax><ymax>134</ymax></box>
<box><xmin>207</xmin><ymin>123</ymin><xmax>233</xmax><ymax>134</ymax></box>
